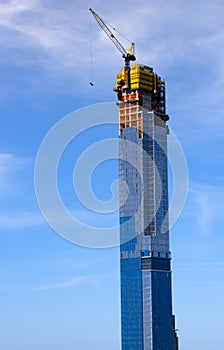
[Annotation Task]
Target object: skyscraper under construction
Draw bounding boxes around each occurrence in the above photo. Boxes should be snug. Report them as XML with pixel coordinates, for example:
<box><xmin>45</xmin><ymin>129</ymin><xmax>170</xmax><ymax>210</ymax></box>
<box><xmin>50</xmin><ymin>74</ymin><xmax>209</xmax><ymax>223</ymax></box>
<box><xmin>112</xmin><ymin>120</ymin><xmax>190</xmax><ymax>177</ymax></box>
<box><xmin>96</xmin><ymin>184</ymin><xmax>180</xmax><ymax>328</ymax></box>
<box><xmin>115</xmin><ymin>64</ymin><xmax>178</xmax><ymax>350</ymax></box>
<box><xmin>89</xmin><ymin>8</ymin><xmax>178</xmax><ymax>350</ymax></box>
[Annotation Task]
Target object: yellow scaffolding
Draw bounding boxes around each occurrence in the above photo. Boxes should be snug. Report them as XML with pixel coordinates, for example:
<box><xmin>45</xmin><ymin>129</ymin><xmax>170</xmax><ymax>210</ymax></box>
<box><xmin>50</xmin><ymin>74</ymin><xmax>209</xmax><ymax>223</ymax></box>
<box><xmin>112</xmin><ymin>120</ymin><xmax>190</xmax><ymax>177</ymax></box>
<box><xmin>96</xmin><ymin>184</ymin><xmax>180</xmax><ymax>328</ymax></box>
<box><xmin>116</xmin><ymin>64</ymin><xmax>161</xmax><ymax>92</ymax></box>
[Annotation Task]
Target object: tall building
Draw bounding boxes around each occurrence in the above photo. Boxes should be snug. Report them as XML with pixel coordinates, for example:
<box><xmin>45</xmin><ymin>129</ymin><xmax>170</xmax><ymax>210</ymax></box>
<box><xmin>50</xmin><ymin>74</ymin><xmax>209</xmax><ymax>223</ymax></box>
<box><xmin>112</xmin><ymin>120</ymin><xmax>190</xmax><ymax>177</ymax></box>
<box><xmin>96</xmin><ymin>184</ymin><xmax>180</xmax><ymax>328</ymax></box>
<box><xmin>115</xmin><ymin>64</ymin><xmax>178</xmax><ymax>350</ymax></box>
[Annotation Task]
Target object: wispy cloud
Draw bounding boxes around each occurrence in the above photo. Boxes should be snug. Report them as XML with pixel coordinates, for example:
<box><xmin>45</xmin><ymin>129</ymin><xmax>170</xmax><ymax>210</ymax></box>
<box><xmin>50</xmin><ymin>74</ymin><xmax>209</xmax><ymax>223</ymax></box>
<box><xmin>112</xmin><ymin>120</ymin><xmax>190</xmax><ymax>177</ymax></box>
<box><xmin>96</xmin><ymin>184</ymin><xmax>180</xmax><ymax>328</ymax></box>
<box><xmin>193</xmin><ymin>279</ymin><xmax>224</xmax><ymax>288</ymax></box>
<box><xmin>189</xmin><ymin>183</ymin><xmax>224</xmax><ymax>234</ymax></box>
<box><xmin>33</xmin><ymin>276</ymin><xmax>86</xmax><ymax>291</ymax></box>
<box><xmin>1</xmin><ymin>0</ymin><xmax>224</xmax><ymax>133</ymax></box>
<box><xmin>0</xmin><ymin>211</ymin><xmax>44</xmax><ymax>230</ymax></box>
<box><xmin>0</xmin><ymin>153</ymin><xmax>28</xmax><ymax>192</ymax></box>
<box><xmin>0</xmin><ymin>0</ymin><xmax>88</xmax><ymax>69</ymax></box>
<box><xmin>177</xmin><ymin>260</ymin><xmax>224</xmax><ymax>268</ymax></box>
<box><xmin>0</xmin><ymin>154</ymin><xmax>13</xmax><ymax>189</ymax></box>
<box><xmin>0</xmin><ymin>0</ymin><xmax>223</xmax><ymax>73</ymax></box>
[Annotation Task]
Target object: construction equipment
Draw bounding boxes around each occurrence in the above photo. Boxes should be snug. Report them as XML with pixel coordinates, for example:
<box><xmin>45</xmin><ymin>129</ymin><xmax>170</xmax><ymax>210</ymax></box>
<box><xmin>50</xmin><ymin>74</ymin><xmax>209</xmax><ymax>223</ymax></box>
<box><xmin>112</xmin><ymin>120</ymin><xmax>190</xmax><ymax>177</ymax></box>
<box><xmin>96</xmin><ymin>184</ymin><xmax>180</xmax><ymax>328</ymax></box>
<box><xmin>89</xmin><ymin>8</ymin><xmax>136</xmax><ymax>88</ymax></box>
<box><xmin>89</xmin><ymin>8</ymin><xmax>167</xmax><ymax>119</ymax></box>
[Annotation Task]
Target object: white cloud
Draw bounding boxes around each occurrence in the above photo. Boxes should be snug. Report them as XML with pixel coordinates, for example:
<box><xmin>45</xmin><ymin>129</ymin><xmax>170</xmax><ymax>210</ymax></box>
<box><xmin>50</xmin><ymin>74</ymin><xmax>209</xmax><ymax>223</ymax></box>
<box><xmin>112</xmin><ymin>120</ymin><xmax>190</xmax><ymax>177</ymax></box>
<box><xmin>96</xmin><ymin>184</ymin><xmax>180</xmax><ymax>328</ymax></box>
<box><xmin>0</xmin><ymin>0</ymin><xmax>223</xmax><ymax>73</ymax></box>
<box><xmin>0</xmin><ymin>153</ymin><xmax>28</xmax><ymax>191</ymax></box>
<box><xmin>0</xmin><ymin>154</ymin><xmax>44</xmax><ymax>231</ymax></box>
<box><xmin>0</xmin><ymin>154</ymin><xmax>12</xmax><ymax>189</ymax></box>
<box><xmin>0</xmin><ymin>0</ymin><xmax>224</xmax><ymax>133</ymax></box>
<box><xmin>190</xmin><ymin>183</ymin><xmax>224</xmax><ymax>234</ymax></box>
<box><xmin>33</xmin><ymin>276</ymin><xmax>86</xmax><ymax>291</ymax></box>
<box><xmin>0</xmin><ymin>211</ymin><xmax>44</xmax><ymax>230</ymax></box>
<box><xmin>177</xmin><ymin>261</ymin><xmax>224</xmax><ymax>268</ymax></box>
<box><xmin>0</xmin><ymin>0</ymin><xmax>88</xmax><ymax>69</ymax></box>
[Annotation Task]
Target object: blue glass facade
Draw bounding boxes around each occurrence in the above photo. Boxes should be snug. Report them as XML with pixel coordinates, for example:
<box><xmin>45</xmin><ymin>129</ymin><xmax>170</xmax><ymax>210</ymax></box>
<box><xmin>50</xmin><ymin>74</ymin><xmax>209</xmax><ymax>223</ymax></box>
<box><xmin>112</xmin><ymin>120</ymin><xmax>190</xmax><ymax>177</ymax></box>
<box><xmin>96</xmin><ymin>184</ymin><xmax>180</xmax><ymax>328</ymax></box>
<box><xmin>118</xmin><ymin>81</ymin><xmax>174</xmax><ymax>349</ymax></box>
<box><xmin>121</xmin><ymin>257</ymin><xmax>143</xmax><ymax>350</ymax></box>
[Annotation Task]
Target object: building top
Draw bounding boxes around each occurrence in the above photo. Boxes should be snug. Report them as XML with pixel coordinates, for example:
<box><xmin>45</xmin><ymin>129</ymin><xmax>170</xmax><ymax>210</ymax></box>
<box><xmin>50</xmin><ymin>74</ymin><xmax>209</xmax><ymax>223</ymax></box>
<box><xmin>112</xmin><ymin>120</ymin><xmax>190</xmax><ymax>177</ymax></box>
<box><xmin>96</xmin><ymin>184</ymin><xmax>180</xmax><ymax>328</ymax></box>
<box><xmin>114</xmin><ymin>63</ymin><xmax>168</xmax><ymax>120</ymax></box>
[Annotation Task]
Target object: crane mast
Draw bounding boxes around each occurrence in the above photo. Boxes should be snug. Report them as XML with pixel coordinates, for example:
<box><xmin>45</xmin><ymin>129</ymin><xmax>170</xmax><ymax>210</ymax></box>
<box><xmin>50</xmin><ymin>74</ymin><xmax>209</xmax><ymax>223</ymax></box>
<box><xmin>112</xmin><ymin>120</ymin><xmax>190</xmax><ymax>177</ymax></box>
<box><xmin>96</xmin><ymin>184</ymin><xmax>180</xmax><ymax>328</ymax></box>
<box><xmin>89</xmin><ymin>8</ymin><xmax>136</xmax><ymax>88</ymax></box>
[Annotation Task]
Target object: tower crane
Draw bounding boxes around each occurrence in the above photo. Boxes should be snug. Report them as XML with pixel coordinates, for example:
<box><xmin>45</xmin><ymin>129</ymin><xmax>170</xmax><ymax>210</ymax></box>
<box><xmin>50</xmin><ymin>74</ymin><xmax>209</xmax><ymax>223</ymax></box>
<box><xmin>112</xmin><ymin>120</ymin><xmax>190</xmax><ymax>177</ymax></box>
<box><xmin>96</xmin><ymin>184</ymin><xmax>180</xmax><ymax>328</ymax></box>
<box><xmin>89</xmin><ymin>8</ymin><xmax>136</xmax><ymax>89</ymax></box>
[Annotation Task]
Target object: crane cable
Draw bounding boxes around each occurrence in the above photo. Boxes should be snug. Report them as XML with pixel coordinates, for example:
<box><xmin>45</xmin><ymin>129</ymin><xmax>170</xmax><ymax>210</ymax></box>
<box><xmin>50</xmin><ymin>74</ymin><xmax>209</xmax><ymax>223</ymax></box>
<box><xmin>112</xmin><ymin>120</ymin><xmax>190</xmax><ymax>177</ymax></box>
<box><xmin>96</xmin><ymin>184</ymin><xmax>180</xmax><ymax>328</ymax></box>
<box><xmin>89</xmin><ymin>11</ymin><xmax>132</xmax><ymax>87</ymax></box>
<box><xmin>90</xmin><ymin>14</ymin><xmax>94</xmax><ymax>86</ymax></box>
<box><xmin>103</xmin><ymin>17</ymin><xmax>133</xmax><ymax>45</ymax></box>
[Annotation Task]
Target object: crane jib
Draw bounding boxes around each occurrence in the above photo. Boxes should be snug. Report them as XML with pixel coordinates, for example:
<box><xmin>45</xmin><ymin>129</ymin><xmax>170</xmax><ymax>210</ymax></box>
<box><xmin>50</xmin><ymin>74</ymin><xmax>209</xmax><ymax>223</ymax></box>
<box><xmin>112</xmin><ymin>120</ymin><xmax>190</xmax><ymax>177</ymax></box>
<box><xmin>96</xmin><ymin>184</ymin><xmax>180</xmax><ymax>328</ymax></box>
<box><xmin>89</xmin><ymin>8</ymin><xmax>136</xmax><ymax>64</ymax></box>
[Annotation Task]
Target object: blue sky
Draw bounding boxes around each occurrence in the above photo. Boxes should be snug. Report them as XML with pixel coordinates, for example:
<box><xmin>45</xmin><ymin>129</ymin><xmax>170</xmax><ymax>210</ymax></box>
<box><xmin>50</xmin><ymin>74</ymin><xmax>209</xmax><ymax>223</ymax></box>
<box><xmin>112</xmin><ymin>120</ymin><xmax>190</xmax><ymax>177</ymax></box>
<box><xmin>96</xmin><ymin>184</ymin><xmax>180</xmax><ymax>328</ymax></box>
<box><xmin>1</xmin><ymin>0</ymin><xmax>224</xmax><ymax>349</ymax></box>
